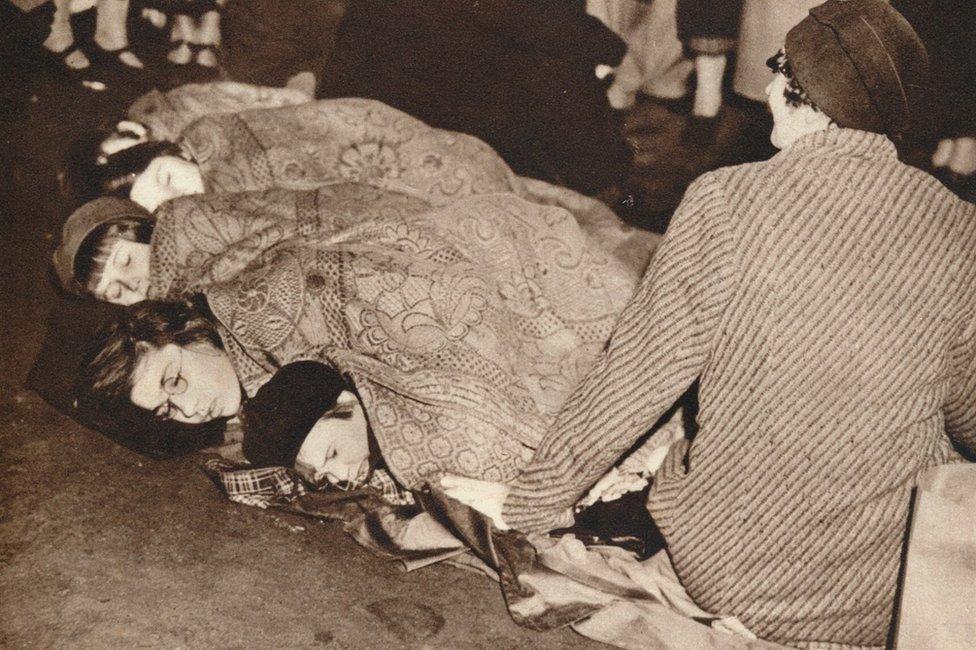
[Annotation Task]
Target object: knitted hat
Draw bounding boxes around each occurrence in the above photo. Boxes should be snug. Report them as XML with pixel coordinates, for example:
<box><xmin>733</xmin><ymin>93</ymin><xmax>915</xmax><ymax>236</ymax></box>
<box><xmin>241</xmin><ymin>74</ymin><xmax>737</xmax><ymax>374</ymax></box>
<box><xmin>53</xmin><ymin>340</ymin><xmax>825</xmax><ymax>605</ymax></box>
<box><xmin>785</xmin><ymin>0</ymin><xmax>929</xmax><ymax>136</ymax></box>
<box><xmin>241</xmin><ymin>360</ymin><xmax>347</xmax><ymax>468</ymax></box>
<box><xmin>52</xmin><ymin>197</ymin><xmax>153</xmax><ymax>295</ymax></box>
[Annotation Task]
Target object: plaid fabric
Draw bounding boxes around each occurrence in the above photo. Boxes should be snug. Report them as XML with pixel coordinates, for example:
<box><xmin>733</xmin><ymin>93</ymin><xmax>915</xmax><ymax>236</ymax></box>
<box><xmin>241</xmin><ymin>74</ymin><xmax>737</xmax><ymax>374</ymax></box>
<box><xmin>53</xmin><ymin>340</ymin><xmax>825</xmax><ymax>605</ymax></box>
<box><xmin>203</xmin><ymin>458</ymin><xmax>308</xmax><ymax>508</ymax></box>
<box><xmin>367</xmin><ymin>468</ymin><xmax>415</xmax><ymax>506</ymax></box>
<box><xmin>203</xmin><ymin>458</ymin><xmax>414</xmax><ymax>508</ymax></box>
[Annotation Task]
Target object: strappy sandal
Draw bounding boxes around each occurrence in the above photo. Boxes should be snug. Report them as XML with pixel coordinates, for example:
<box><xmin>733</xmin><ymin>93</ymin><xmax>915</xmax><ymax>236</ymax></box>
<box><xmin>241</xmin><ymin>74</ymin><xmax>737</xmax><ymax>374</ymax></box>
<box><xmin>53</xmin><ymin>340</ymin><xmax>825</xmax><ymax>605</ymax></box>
<box><xmin>88</xmin><ymin>46</ymin><xmax>145</xmax><ymax>70</ymax></box>
<box><xmin>194</xmin><ymin>46</ymin><xmax>218</xmax><ymax>68</ymax></box>
<box><xmin>167</xmin><ymin>41</ymin><xmax>193</xmax><ymax>65</ymax></box>
<box><xmin>37</xmin><ymin>46</ymin><xmax>90</xmax><ymax>77</ymax></box>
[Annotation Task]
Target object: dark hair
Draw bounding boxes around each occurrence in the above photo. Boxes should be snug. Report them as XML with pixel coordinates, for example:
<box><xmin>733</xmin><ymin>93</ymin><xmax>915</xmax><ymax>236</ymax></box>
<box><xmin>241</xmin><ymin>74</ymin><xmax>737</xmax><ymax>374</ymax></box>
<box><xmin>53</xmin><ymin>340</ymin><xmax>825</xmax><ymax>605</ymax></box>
<box><xmin>79</xmin><ymin>298</ymin><xmax>224</xmax><ymax>411</ymax></box>
<box><xmin>766</xmin><ymin>50</ymin><xmax>823</xmax><ymax>111</ymax></box>
<box><xmin>61</xmin><ymin>132</ymin><xmax>182</xmax><ymax>208</ymax></box>
<box><xmin>74</xmin><ymin>218</ymin><xmax>154</xmax><ymax>292</ymax></box>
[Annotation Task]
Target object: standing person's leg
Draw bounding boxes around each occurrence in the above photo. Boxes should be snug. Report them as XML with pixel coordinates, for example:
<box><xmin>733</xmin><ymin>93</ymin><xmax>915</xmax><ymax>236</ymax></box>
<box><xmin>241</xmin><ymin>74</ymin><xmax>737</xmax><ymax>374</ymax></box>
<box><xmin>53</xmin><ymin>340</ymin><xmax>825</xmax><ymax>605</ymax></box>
<box><xmin>677</xmin><ymin>0</ymin><xmax>742</xmax><ymax>139</ymax></box>
<box><xmin>167</xmin><ymin>14</ymin><xmax>194</xmax><ymax>64</ymax></box>
<box><xmin>692</xmin><ymin>53</ymin><xmax>727</xmax><ymax>118</ymax></box>
<box><xmin>94</xmin><ymin>0</ymin><xmax>144</xmax><ymax>67</ymax></box>
<box><xmin>43</xmin><ymin>0</ymin><xmax>90</xmax><ymax>69</ymax></box>
<box><xmin>192</xmin><ymin>9</ymin><xmax>221</xmax><ymax>67</ymax></box>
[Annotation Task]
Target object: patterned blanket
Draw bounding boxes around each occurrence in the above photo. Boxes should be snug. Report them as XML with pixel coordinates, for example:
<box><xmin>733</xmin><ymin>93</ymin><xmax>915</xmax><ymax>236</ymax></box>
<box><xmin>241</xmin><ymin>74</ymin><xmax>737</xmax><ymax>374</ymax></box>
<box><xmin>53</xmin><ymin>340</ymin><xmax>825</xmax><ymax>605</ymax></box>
<box><xmin>150</xmin><ymin>185</ymin><xmax>637</xmax><ymax>488</ymax></box>
<box><xmin>131</xmin><ymin>85</ymin><xmax>657</xmax><ymax>274</ymax></box>
<box><xmin>141</xmin><ymin>88</ymin><xmax>658</xmax><ymax>489</ymax></box>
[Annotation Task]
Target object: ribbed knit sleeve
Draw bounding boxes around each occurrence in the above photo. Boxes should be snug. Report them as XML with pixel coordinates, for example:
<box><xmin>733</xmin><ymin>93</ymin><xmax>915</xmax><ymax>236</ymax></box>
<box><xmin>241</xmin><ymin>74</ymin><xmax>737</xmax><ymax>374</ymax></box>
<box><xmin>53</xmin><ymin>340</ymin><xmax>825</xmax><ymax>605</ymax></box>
<box><xmin>503</xmin><ymin>175</ymin><xmax>736</xmax><ymax>533</ymax></box>
<box><xmin>945</xmin><ymin>313</ymin><xmax>976</xmax><ymax>456</ymax></box>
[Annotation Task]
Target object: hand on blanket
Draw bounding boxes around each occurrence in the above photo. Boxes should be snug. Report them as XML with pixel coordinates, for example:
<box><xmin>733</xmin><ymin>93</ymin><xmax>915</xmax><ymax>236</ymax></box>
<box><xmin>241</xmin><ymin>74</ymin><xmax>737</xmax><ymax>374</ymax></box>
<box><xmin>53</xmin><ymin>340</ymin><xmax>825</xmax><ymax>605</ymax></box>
<box><xmin>440</xmin><ymin>475</ymin><xmax>511</xmax><ymax>531</ymax></box>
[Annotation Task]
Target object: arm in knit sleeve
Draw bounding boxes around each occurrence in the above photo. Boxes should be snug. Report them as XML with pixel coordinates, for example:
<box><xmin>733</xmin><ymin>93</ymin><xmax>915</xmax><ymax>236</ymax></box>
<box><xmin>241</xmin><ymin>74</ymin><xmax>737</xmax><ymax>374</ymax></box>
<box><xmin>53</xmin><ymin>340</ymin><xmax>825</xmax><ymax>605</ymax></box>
<box><xmin>945</xmin><ymin>313</ymin><xmax>976</xmax><ymax>456</ymax></box>
<box><xmin>502</xmin><ymin>175</ymin><xmax>737</xmax><ymax>533</ymax></box>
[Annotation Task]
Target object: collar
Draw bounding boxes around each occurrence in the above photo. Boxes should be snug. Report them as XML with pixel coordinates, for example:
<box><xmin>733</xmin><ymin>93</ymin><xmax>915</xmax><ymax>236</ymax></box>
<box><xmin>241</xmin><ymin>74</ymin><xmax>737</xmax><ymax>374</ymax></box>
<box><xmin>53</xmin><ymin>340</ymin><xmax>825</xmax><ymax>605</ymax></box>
<box><xmin>779</xmin><ymin>127</ymin><xmax>898</xmax><ymax>160</ymax></box>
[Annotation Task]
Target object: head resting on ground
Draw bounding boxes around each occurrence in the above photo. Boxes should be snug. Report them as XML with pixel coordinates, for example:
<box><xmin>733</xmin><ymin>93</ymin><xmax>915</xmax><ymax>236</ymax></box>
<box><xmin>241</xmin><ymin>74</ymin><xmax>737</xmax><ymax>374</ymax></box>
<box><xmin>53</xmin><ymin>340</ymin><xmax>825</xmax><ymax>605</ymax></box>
<box><xmin>52</xmin><ymin>197</ymin><xmax>155</xmax><ymax>305</ymax></box>
<box><xmin>62</xmin><ymin>129</ymin><xmax>204</xmax><ymax>213</ymax></box>
<box><xmin>766</xmin><ymin>0</ymin><xmax>928</xmax><ymax>148</ymax></box>
<box><xmin>239</xmin><ymin>360</ymin><xmax>373</xmax><ymax>488</ymax></box>
<box><xmin>80</xmin><ymin>301</ymin><xmax>372</xmax><ymax>480</ymax></box>
<box><xmin>79</xmin><ymin>298</ymin><xmax>243</xmax><ymax>425</ymax></box>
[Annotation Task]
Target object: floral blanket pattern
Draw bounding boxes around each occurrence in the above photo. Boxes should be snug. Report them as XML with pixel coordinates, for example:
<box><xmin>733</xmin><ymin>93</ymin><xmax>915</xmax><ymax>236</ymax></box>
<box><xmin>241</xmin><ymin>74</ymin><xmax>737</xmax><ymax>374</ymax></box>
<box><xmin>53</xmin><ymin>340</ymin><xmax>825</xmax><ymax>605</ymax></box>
<box><xmin>138</xmin><ymin>86</ymin><xmax>659</xmax><ymax>488</ymax></box>
<box><xmin>131</xmin><ymin>83</ymin><xmax>659</xmax><ymax>275</ymax></box>
<box><xmin>177</xmin><ymin>97</ymin><xmax>523</xmax><ymax>207</ymax></box>
<box><xmin>151</xmin><ymin>186</ymin><xmax>637</xmax><ymax>488</ymax></box>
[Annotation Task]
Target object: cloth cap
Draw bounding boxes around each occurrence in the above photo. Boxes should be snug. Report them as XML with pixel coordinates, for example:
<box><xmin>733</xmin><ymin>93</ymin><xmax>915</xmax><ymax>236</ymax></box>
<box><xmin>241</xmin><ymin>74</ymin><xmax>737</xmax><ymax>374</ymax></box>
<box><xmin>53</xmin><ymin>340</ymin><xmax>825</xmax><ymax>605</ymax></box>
<box><xmin>785</xmin><ymin>0</ymin><xmax>928</xmax><ymax>136</ymax></box>
<box><xmin>241</xmin><ymin>360</ymin><xmax>346</xmax><ymax>468</ymax></box>
<box><xmin>52</xmin><ymin>197</ymin><xmax>152</xmax><ymax>295</ymax></box>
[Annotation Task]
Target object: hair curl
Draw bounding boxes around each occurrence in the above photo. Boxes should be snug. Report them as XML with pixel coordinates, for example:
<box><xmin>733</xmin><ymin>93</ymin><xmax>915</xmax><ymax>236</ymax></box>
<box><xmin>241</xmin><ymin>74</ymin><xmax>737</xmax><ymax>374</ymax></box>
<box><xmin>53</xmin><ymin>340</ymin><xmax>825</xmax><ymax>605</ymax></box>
<box><xmin>766</xmin><ymin>50</ymin><xmax>822</xmax><ymax>111</ymax></box>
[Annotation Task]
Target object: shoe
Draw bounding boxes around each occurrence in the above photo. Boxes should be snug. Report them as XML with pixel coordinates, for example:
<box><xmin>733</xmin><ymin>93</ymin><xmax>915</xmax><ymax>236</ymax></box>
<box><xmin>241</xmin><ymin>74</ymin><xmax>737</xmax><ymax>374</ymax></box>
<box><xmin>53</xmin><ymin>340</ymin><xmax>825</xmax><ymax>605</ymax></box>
<box><xmin>167</xmin><ymin>42</ymin><xmax>192</xmax><ymax>65</ymax></box>
<box><xmin>116</xmin><ymin>49</ymin><xmax>145</xmax><ymax>69</ymax></box>
<box><xmin>195</xmin><ymin>47</ymin><xmax>218</xmax><ymax>68</ymax></box>
<box><xmin>37</xmin><ymin>46</ymin><xmax>90</xmax><ymax>74</ymax></box>
<box><xmin>89</xmin><ymin>46</ymin><xmax>145</xmax><ymax>70</ymax></box>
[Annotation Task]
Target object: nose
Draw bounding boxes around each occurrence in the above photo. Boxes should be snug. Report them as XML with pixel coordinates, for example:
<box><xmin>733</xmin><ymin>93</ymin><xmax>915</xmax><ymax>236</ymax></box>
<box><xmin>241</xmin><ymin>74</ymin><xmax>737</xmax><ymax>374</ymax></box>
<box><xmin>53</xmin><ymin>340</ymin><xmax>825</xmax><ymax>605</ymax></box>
<box><xmin>169</xmin><ymin>394</ymin><xmax>205</xmax><ymax>423</ymax></box>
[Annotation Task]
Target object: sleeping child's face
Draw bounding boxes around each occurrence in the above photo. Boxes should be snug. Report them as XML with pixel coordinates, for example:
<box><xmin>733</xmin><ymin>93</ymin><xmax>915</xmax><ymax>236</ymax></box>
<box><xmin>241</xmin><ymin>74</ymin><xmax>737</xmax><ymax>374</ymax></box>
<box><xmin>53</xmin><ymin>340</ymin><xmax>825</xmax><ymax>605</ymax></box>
<box><xmin>294</xmin><ymin>392</ymin><xmax>371</xmax><ymax>489</ymax></box>
<box><xmin>94</xmin><ymin>238</ymin><xmax>151</xmax><ymax>305</ymax></box>
<box><xmin>130</xmin><ymin>155</ymin><xmax>204</xmax><ymax>212</ymax></box>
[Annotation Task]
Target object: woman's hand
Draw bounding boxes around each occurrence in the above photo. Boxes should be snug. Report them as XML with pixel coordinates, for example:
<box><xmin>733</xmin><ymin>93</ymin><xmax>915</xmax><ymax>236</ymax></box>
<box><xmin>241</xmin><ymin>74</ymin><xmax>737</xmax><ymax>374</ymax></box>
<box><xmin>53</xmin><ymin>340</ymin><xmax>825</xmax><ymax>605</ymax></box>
<box><xmin>440</xmin><ymin>475</ymin><xmax>511</xmax><ymax>530</ymax></box>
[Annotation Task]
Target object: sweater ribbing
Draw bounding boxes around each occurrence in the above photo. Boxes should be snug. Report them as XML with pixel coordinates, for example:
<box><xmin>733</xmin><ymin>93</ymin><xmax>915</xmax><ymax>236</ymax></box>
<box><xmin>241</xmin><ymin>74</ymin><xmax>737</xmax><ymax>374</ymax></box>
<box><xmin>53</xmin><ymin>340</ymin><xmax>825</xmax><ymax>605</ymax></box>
<box><xmin>503</xmin><ymin>129</ymin><xmax>976</xmax><ymax>646</ymax></box>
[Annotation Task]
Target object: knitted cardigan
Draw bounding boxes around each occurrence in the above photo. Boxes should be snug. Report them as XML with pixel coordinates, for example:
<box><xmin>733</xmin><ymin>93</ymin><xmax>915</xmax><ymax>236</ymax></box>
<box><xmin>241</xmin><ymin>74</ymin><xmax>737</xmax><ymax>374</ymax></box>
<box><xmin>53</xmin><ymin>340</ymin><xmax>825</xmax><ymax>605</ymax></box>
<box><xmin>503</xmin><ymin>129</ymin><xmax>976</xmax><ymax>647</ymax></box>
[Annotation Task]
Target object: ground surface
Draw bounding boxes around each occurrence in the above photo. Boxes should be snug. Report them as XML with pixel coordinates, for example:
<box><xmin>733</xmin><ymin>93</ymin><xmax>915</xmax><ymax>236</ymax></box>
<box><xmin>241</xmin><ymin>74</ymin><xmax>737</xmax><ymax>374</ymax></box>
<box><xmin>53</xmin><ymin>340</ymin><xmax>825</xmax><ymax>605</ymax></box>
<box><xmin>0</xmin><ymin>17</ymin><xmax>773</xmax><ymax>650</ymax></box>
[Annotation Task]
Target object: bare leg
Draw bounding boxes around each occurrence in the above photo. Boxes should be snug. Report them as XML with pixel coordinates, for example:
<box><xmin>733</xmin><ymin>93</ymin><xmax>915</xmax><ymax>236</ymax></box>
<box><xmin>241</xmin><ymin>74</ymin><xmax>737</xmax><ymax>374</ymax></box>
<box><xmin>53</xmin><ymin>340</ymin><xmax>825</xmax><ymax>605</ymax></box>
<box><xmin>44</xmin><ymin>0</ymin><xmax>74</xmax><ymax>52</ymax></box>
<box><xmin>43</xmin><ymin>0</ymin><xmax>92</xmax><ymax>69</ymax></box>
<box><xmin>95</xmin><ymin>0</ymin><xmax>144</xmax><ymax>67</ymax></box>
<box><xmin>168</xmin><ymin>14</ymin><xmax>194</xmax><ymax>65</ymax></box>
<box><xmin>692</xmin><ymin>54</ymin><xmax>726</xmax><ymax>118</ymax></box>
<box><xmin>195</xmin><ymin>10</ymin><xmax>221</xmax><ymax>46</ymax></box>
<box><xmin>193</xmin><ymin>10</ymin><xmax>221</xmax><ymax>67</ymax></box>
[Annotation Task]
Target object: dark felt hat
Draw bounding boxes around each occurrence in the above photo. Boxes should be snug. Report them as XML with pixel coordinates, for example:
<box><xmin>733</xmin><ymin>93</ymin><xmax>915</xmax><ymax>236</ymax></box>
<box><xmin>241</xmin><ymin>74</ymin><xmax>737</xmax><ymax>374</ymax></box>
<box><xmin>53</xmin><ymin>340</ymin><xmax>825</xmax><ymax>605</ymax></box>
<box><xmin>52</xmin><ymin>197</ymin><xmax>153</xmax><ymax>295</ymax></box>
<box><xmin>785</xmin><ymin>0</ymin><xmax>929</xmax><ymax>136</ymax></box>
<box><xmin>241</xmin><ymin>361</ymin><xmax>347</xmax><ymax>468</ymax></box>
